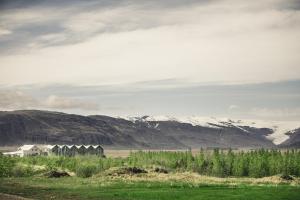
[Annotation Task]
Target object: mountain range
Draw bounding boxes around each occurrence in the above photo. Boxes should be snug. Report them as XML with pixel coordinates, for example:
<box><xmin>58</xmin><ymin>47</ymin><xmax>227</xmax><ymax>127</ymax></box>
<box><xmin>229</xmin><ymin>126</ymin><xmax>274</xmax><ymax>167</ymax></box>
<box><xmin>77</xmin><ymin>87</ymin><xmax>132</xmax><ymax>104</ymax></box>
<box><xmin>0</xmin><ymin>110</ymin><xmax>299</xmax><ymax>149</ymax></box>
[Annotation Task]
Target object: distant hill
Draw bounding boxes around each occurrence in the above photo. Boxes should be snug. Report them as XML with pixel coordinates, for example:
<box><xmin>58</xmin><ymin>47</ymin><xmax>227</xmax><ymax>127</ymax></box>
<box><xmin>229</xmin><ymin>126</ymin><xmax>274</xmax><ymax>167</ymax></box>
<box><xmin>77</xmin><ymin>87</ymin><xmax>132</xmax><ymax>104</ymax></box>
<box><xmin>0</xmin><ymin>110</ymin><xmax>298</xmax><ymax>149</ymax></box>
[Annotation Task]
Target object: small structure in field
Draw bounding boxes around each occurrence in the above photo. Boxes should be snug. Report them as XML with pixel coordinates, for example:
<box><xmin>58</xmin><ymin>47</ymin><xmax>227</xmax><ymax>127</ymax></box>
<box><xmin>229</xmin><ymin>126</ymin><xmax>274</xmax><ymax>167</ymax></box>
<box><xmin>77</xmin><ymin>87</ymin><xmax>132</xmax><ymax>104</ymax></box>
<box><xmin>69</xmin><ymin>145</ymin><xmax>78</xmax><ymax>156</ymax></box>
<box><xmin>77</xmin><ymin>145</ymin><xmax>86</xmax><ymax>155</ymax></box>
<box><xmin>47</xmin><ymin>145</ymin><xmax>60</xmax><ymax>155</ymax></box>
<box><xmin>60</xmin><ymin>145</ymin><xmax>70</xmax><ymax>156</ymax></box>
<box><xmin>94</xmin><ymin>145</ymin><xmax>104</xmax><ymax>156</ymax></box>
<box><xmin>87</xmin><ymin>145</ymin><xmax>96</xmax><ymax>155</ymax></box>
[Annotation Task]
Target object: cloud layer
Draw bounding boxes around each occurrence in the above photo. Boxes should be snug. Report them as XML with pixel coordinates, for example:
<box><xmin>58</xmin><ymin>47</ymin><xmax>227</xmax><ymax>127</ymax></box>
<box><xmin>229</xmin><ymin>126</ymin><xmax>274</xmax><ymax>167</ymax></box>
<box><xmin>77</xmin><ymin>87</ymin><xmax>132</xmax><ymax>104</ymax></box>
<box><xmin>0</xmin><ymin>90</ymin><xmax>99</xmax><ymax>111</ymax></box>
<box><xmin>0</xmin><ymin>80</ymin><xmax>299</xmax><ymax>120</ymax></box>
<box><xmin>0</xmin><ymin>0</ymin><xmax>300</xmax><ymax>86</ymax></box>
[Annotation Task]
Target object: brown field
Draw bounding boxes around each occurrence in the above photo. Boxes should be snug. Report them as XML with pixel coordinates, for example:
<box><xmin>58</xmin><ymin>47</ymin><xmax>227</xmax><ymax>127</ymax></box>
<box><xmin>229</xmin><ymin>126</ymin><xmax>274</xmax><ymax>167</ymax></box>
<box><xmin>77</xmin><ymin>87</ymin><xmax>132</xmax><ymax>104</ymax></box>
<box><xmin>0</xmin><ymin>146</ymin><xmax>18</xmax><ymax>153</ymax></box>
<box><xmin>104</xmin><ymin>149</ymin><xmax>202</xmax><ymax>157</ymax></box>
<box><xmin>103</xmin><ymin>147</ymin><xmax>268</xmax><ymax>158</ymax></box>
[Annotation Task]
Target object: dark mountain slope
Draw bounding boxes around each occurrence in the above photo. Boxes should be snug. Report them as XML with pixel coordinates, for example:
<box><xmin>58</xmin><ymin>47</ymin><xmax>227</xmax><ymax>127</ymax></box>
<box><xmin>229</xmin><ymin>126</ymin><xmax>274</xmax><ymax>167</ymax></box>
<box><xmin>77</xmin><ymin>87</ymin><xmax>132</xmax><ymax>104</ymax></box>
<box><xmin>0</xmin><ymin>110</ymin><xmax>277</xmax><ymax>149</ymax></box>
<box><xmin>280</xmin><ymin>128</ymin><xmax>300</xmax><ymax>148</ymax></box>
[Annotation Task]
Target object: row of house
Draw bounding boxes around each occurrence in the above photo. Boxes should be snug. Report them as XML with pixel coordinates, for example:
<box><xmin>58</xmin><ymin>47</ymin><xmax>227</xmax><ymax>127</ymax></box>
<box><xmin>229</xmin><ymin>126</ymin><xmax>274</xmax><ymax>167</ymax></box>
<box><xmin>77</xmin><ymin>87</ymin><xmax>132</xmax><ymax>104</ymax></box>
<box><xmin>3</xmin><ymin>144</ymin><xmax>104</xmax><ymax>157</ymax></box>
<box><xmin>47</xmin><ymin>145</ymin><xmax>104</xmax><ymax>156</ymax></box>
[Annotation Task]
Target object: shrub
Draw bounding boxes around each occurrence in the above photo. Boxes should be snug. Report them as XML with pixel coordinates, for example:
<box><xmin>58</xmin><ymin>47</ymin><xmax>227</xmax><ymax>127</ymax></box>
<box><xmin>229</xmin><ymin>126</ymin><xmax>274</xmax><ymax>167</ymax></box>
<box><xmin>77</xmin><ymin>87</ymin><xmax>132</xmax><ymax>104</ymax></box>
<box><xmin>0</xmin><ymin>155</ymin><xmax>16</xmax><ymax>177</ymax></box>
<box><xmin>11</xmin><ymin>164</ymin><xmax>35</xmax><ymax>177</ymax></box>
<box><xmin>76</xmin><ymin>164</ymin><xmax>98</xmax><ymax>178</ymax></box>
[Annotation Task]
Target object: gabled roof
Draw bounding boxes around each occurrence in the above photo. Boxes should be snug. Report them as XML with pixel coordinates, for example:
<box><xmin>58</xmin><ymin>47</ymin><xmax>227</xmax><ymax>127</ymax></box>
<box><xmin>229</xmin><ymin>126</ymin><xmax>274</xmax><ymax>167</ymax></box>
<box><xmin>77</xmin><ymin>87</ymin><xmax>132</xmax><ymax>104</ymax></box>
<box><xmin>93</xmin><ymin>145</ymin><xmax>103</xmax><ymax>149</ymax></box>
<box><xmin>3</xmin><ymin>151</ymin><xmax>23</xmax><ymax>155</ymax></box>
<box><xmin>18</xmin><ymin>145</ymin><xmax>37</xmax><ymax>151</ymax></box>
<box><xmin>44</xmin><ymin>145</ymin><xmax>59</xmax><ymax>149</ymax></box>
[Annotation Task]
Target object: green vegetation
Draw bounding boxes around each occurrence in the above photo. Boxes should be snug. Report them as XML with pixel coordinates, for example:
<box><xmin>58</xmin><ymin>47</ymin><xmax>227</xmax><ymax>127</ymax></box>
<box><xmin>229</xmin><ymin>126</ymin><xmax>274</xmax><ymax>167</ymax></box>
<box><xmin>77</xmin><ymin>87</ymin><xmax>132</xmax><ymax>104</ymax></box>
<box><xmin>76</xmin><ymin>164</ymin><xmax>98</xmax><ymax>178</ymax></box>
<box><xmin>128</xmin><ymin>149</ymin><xmax>300</xmax><ymax>178</ymax></box>
<box><xmin>0</xmin><ymin>155</ymin><xmax>16</xmax><ymax>177</ymax></box>
<box><xmin>1</xmin><ymin>149</ymin><xmax>300</xmax><ymax>178</ymax></box>
<box><xmin>0</xmin><ymin>177</ymin><xmax>299</xmax><ymax>200</ymax></box>
<box><xmin>0</xmin><ymin>149</ymin><xmax>300</xmax><ymax>200</ymax></box>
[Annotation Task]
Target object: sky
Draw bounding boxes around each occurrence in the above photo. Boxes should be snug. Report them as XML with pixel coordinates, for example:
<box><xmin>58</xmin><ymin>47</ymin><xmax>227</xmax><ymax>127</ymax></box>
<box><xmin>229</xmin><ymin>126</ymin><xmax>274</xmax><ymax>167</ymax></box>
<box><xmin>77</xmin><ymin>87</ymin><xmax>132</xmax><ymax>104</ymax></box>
<box><xmin>0</xmin><ymin>0</ymin><xmax>300</xmax><ymax>120</ymax></box>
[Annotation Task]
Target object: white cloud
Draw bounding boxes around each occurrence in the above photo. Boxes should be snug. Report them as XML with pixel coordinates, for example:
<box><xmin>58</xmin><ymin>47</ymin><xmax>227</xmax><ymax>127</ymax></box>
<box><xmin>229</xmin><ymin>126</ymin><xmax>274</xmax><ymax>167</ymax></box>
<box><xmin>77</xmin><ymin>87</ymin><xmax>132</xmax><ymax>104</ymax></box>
<box><xmin>0</xmin><ymin>28</ymin><xmax>11</xmax><ymax>36</ymax></box>
<box><xmin>228</xmin><ymin>105</ymin><xmax>240</xmax><ymax>111</ymax></box>
<box><xmin>43</xmin><ymin>95</ymin><xmax>99</xmax><ymax>110</ymax></box>
<box><xmin>0</xmin><ymin>90</ymin><xmax>38</xmax><ymax>109</ymax></box>
<box><xmin>0</xmin><ymin>89</ymin><xmax>99</xmax><ymax>111</ymax></box>
<box><xmin>250</xmin><ymin>107</ymin><xmax>300</xmax><ymax>120</ymax></box>
<box><xmin>0</xmin><ymin>0</ymin><xmax>299</xmax><ymax>86</ymax></box>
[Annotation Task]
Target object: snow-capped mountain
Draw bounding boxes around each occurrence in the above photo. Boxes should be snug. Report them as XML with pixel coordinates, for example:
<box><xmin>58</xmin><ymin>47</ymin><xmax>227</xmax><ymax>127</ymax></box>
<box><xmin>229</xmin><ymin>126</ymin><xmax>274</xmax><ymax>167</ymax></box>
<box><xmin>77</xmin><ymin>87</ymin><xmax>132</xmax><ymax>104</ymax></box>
<box><xmin>0</xmin><ymin>110</ymin><xmax>299</xmax><ymax>148</ymax></box>
<box><xmin>121</xmin><ymin>115</ymin><xmax>300</xmax><ymax>145</ymax></box>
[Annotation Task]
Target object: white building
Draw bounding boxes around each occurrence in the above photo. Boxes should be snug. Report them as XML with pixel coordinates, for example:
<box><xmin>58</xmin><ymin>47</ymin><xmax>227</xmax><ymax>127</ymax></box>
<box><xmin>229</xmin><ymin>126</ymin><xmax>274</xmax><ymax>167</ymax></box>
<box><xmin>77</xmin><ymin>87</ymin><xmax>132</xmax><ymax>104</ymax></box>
<box><xmin>3</xmin><ymin>145</ymin><xmax>41</xmax><ymax>157</ymax></box>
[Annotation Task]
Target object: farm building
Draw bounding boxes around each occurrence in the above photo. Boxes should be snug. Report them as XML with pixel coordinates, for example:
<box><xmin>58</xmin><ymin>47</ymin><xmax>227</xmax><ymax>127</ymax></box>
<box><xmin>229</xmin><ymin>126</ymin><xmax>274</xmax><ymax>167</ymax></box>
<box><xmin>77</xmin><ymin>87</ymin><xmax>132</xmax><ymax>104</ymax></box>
<box><xmin>94</xmin><ymin>145</ymin><xmax>104</xmax><ymax>155</ymax></box>
<box><xmin>46</xmin><ymin>145</ymin><xmax>60</xmax><ymax>155</ymax></box>
<box><xmin>3</xmin><ymin>144</ymin><xmax>104</xmax><ymax>157</ymax></box>
<box><xmin>77</xmin><ymin>145</ymin><xmax>87</xmax><ymax>155</ymax></box>
<box><xmin>69</xmin><ymin>145</ymin><xmax>78</xmax><ymax>156</ymax></box>
<box><xmin>3</xmin><ymin>145</ymin><xmax>41</xmax><ymax>157</ymax></box>
<box><xmin>46</xmin><ymin>144</ymin><xmax>104</xmax><ymax>157</ymax></box>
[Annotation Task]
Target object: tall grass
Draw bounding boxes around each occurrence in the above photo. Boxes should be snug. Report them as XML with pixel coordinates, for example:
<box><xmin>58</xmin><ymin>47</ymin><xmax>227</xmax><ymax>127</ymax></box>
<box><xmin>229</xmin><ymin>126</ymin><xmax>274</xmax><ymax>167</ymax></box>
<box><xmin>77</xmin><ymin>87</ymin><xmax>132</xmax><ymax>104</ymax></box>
<box><xmin>1</xmin><ymin>149</ymin><xmax>300</xmax><ymax>178</ymax></box>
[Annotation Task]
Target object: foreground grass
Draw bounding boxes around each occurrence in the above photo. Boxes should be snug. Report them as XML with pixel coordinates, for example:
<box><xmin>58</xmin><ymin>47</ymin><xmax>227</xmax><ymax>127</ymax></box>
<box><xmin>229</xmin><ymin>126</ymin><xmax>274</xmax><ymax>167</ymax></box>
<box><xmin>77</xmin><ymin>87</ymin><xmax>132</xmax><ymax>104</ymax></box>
<box><xmin>1</xmin><ymin>150</ymin><xmax>300</xmax><ymax>199</ymax></box>
<box><xmin>0</xmin><ymin>176</ymin><xmax>300</xmax><ymax>200</ymax></box>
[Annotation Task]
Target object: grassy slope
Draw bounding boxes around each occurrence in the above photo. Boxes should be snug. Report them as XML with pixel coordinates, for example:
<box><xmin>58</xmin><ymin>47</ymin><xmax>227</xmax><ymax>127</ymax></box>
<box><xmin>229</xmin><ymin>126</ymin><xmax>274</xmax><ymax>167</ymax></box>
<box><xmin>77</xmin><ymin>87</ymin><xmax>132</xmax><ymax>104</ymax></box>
<box><xmin>0</xmin><ymin>177</ymin><xmax>299</xmax><ymax>200</ymax></box>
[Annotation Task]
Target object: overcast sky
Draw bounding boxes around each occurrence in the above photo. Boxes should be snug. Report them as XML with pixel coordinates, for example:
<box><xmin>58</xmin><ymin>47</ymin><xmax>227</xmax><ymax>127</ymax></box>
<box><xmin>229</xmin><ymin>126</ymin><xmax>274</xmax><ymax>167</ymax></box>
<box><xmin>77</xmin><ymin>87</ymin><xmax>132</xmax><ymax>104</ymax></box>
<box><xmin>0</xmin><ymin>0</ymin><xmax>300</xmax><ymax>120</ymax></box>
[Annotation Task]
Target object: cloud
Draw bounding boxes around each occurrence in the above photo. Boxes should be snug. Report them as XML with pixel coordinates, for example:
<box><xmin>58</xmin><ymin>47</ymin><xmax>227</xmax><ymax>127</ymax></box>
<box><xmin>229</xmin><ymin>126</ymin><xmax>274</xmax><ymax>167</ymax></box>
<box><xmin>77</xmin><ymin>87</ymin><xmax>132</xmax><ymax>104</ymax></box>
<box><xmin>0</xmin><ymin>0</ymin><xmax>299</xmax><ymax>54</ymax></box>
<box><xmin>278</xmin><ymin>0</ymin><xmax>300</xmax><ymax>11</ymax></box>
<box><xmin>228</xmin><ymin>105</ymin><xmax>240</xmax><ymax>111</ymax></box>
<box><xmin>0</xmin><ymin>90</ymin><xmax>38</xmax><ymax>109</ymax></box>
<box><xmin>0</xmin><ymin>28</ymin><xmax>11</xmax><ymax>36</ymax></box>
<box><xmin>0</xmin><ymin>79</ymin><xmax>299</xmax><ymax>119</ymax></box>
<box><xmin>250</xmin><ymin>107</ymin><xmax>300</xmax><ymax>120</ymax></box>
<box><xmin>0</xmin><ymin>0</ymin><xmax>207</xmax><ymax>53</ymax></box>
<box><xmin>43</xmin><ymin>95</ymin><xmax>99</xmax><ymax>110</ymax></box>
<box><xmin>0</xmin><ymin>89</ymin><xmax>99</xmax><ymax>111</ymax></box>
<box><xmin>0</xmin><ymin>0</ymin><xmax>299</xmax><ymax>87</ymax></box>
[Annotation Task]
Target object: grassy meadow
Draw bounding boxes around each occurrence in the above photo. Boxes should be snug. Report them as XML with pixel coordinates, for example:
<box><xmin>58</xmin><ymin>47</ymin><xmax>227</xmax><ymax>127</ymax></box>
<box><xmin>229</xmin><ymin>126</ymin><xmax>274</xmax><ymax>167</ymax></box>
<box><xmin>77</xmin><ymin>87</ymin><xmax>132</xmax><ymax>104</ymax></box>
<box><xmin>0</xmin><ymin>149</ymin><xmax>300</xmax><ymax>199</ymax></box>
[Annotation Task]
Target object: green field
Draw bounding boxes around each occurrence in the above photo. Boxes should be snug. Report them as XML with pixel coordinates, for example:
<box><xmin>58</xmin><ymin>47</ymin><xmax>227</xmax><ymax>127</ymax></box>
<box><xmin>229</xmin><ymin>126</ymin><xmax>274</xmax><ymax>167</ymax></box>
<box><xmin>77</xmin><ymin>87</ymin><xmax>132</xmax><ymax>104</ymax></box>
<box><xmin>1</xmin><ymin>149</ymin><xmax>300</xmax><ymax>199</ymax></box>
<box><xmin>0</xmin><ymin>177</ymin><xmax>300</xmax><ymax>200</ymax></box>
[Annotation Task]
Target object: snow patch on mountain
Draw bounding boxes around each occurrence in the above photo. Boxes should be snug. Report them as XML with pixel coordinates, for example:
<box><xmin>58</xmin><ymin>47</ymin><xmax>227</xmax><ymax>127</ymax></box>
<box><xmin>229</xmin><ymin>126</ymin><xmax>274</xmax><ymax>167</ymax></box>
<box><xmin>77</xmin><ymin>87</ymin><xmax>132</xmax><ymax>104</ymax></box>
<box><xmin>234</xmin><ymin>120</ymin><xmax>300</xmax><ymax>145</ymax></box>
<box><xmin>120</xmin><ymin>115</ymin><xmax>300</xmax><ymax>145</ymax></box>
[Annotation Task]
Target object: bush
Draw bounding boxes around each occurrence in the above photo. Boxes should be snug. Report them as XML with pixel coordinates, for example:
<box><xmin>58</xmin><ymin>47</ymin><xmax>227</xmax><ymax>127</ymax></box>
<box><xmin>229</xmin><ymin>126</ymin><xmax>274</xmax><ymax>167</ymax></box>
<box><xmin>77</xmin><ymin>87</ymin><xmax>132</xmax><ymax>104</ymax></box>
<box><xmin>76</xmin><ymin>164</ymin><xmax>98</xmax><ymax>178</ymax></box>
<box><xmin>11</xmin><ymin>164</ymin><xmax>35</xmax><ymax>177</ymax></box>
<box><xmin>0</xmin><ymin>155</ymin><xmax>16</xmax><ymax>177</ymax></box>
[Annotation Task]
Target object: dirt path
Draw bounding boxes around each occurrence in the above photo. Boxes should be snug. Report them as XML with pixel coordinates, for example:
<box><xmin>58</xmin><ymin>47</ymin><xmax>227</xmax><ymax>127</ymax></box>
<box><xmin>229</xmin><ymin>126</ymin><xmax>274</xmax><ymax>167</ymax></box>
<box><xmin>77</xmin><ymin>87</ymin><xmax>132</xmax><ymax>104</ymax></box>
<box><xmin>0</xmin><ymin>193</ymin><xmax>33</xmax><ymax>200</ymax></box>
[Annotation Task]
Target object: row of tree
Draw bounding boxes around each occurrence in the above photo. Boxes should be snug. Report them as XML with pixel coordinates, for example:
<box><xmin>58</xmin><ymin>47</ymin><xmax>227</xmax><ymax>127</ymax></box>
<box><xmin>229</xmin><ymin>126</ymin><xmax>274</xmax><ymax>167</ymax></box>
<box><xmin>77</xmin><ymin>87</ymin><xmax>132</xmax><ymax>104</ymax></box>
<box><xmin>128</xmin><ymin>149</ymin><xmax>300</xmax><ymax>177</ymax></box>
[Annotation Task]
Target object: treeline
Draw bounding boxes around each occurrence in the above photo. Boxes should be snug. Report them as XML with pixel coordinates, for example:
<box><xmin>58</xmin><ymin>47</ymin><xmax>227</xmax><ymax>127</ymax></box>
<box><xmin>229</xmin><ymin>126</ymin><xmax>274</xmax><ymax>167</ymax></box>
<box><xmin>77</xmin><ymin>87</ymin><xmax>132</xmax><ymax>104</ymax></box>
<box><xmin>1</xmin><ymin>149</ymin><xmax>300</xmax><ymax>178</ymax></box>
<box><xmin>128</xmin><ymin>149</ymin><xmax>300</xmax><ymax>178</ymax></box>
